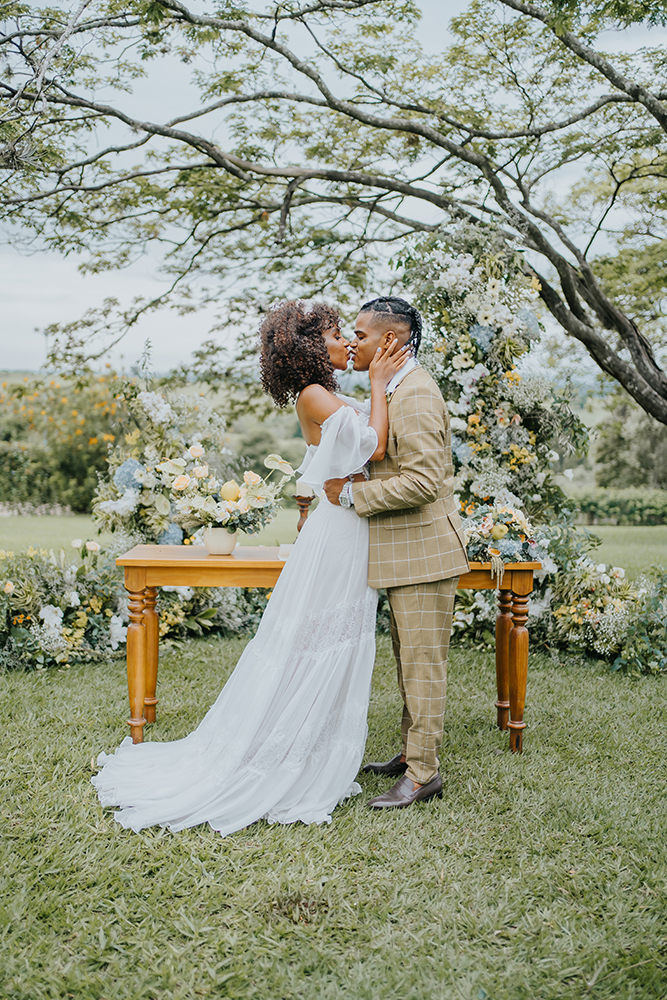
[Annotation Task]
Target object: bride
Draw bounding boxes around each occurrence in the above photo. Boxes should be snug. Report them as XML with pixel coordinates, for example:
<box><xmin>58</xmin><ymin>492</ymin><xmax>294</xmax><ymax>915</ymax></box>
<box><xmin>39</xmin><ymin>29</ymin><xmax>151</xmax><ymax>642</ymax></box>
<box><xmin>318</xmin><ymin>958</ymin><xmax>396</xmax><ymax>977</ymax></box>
<box><xmin>92</xmin><ymin>300</ymin><xmax>408</xmax><ymax>834</ymax></box>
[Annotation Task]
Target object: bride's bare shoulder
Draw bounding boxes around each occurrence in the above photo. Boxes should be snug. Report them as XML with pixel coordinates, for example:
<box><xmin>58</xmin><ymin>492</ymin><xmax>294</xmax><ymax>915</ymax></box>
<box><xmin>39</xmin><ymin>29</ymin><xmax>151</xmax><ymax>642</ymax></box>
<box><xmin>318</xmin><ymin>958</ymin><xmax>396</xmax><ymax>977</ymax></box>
<box><xmin>296</xmin><ymin>384</ymin><xmax>345</xmax><ymax>421</ymax></box>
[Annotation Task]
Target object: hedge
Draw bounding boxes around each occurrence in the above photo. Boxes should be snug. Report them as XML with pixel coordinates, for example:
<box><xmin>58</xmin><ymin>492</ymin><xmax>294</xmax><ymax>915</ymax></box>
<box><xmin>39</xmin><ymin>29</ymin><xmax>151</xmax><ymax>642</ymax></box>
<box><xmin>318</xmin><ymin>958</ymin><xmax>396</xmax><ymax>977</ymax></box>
<box><xmin>571</xmin><ymin>488</ymin><xmax>667</xmax><ymax>525</ymax></box>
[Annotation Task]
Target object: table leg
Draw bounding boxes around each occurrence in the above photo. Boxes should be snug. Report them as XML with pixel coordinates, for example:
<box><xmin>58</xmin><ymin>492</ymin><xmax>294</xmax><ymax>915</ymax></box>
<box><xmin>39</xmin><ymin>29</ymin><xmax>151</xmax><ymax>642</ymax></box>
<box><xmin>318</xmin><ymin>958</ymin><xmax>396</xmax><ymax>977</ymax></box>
<box><xmin>495</xmin><ymin>589</ymin><xmax>512</xmax><ymax>730</ymax></box>
<box><xmin>508</xmin><ymin>588</ymin><xmax>530</xmax><ymax>753</ymax></box>
<box><xmin>125</xmin><ymin>571</ymin><xmax>147</xmax><ymax>744</ymax></box>
<box><xmin>143</xmin><ymin>586</ymin><xmax>159</xmax><ymax>725</ymax></box>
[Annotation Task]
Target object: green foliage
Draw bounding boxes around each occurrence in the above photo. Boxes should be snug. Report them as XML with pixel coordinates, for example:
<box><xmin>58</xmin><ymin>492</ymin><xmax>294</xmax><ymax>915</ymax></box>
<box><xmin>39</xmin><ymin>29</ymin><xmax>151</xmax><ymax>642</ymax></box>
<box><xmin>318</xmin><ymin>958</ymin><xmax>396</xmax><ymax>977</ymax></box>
<box><xmin>0</xmin><ymin>544</ymin><xmax>123</xmax><ymax>669</ymax></box>
<box><xmin>547</xmin><ymin>0</ymin><xmax>667</xmax><ymax>26</ymax></box>
<box><xmin>0</xmin><ymin>372</ymin><xmax>124</xmax><ymax>512</ymax></box>
<box><xmin>1</xmin><ymin>638</ymin><xmax>667</xmax><ymax>997</ymax></box>
<box><xmin>613</xmin><ymin>568</ymin><xmax>667</xmax><ymax>675</ymax></box>
<box><xmin>2</xmin><ymin>0</ymin><xmax>667</xmax><ymax>420</ymax></box>
<box><xmin>594</xmin><ymin>390</ymin><xmax>667</xmax><ymax>489</ymax></box>
<box><xmin>572</xmin><ymin>487</ymin><xmax>667</xmax><ymax>524</ymax></box>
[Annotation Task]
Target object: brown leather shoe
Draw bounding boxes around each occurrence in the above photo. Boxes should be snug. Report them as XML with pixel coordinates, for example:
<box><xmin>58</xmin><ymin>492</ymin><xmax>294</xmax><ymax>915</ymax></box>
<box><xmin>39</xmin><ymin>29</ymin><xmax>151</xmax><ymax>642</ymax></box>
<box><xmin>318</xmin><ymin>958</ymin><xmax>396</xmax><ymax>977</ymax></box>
<box><xmin>362</xmin><ymin>752</ymin><xmax>408</xmax><ymax>777</ymax></box>
<box><xmin>367</xmin><ymin>773</ymin><xmax>442</xmax><ymax>809</ymax></box>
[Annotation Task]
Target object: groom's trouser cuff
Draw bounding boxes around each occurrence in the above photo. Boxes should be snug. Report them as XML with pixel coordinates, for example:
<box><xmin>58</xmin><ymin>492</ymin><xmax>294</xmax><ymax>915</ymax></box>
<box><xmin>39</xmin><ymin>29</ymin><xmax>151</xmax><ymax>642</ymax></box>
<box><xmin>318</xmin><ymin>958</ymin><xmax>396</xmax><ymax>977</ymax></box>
<box><xmin>387</xmin><ymin>577</ymin><xmax>458</xmax><ymax>785</ymax></box>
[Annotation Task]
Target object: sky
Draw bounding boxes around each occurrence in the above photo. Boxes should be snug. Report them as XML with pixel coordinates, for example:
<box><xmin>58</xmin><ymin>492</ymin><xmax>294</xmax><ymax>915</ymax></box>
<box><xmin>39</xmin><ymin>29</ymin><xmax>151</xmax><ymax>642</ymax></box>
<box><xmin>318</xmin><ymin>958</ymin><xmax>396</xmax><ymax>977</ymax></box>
<box><xmin>0</xmin><ymin>1</ymin><xmax>661</xmax><ymax>373</ymax></box>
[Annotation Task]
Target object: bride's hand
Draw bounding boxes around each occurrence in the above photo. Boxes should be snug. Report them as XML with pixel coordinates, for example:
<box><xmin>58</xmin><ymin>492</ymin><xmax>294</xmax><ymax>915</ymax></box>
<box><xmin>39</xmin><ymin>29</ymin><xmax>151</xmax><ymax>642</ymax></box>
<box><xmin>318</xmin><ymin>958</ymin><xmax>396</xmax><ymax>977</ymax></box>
<box><xmin>369</xmin><ymin>340</ymin><xmax>411</xmax><ymax>390</ymax></box>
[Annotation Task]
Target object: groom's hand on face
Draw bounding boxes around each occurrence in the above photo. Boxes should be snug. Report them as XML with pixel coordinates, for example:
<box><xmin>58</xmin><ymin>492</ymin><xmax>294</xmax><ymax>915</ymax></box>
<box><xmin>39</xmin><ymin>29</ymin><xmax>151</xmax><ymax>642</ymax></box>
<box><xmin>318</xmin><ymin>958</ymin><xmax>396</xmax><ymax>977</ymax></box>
<box><xmin>323</xmin><ymin>478</ymin><xmax>348</xmax><ymax>505</ymax></box>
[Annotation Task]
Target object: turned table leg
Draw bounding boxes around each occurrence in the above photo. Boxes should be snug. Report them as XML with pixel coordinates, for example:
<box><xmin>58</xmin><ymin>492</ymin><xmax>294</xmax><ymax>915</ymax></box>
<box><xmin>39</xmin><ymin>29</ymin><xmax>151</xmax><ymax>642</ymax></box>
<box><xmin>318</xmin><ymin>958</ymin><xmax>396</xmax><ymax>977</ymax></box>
<box><xmin>508</xmin><ymin>574</ymin><xmax>532</xmax><ymax>753</ymax></box>
<box><xmin>143</xmin><ymin>586</ymin><xmax>159</xmax><ymax>725</ymax></box>
<box><xmin>495</xmin><ymin>589</ymin><xmax>512</xmax><ymax>730</ymax></box>
<box><xmin>124</xmin><ymin>568</ymin><xmax>147</xmax><ymax>744</ymax></box>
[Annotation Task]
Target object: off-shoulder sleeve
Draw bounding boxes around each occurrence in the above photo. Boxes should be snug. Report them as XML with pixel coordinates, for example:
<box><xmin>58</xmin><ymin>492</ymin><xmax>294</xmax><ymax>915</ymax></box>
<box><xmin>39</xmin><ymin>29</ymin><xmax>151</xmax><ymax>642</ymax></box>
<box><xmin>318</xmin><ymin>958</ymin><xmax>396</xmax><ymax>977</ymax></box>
<box><xmin>295</xmin><ymin>405</ymin><xmax>378</xmax><ymax>495</ymax></box>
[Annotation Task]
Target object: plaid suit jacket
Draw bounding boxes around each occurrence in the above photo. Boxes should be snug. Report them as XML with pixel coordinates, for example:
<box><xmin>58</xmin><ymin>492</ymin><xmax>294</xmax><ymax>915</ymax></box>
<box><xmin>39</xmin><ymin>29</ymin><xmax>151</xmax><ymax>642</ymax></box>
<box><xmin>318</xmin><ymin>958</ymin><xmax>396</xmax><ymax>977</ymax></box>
<box><xmin>351</xmin><ymin>366</ymin><xmax>470</xmax><ymax>589</ymax></box>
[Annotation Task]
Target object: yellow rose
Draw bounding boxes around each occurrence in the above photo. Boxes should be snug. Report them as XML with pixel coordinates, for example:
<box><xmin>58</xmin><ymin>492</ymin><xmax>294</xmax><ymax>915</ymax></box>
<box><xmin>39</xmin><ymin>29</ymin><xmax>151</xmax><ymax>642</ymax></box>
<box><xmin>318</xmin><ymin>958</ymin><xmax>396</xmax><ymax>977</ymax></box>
<box><xmin>243</xmin><ymin>471</ymin><xmax>262</xmax><ymax>485</ymax></box>
<box><xmin>220</xmin><ymin>480</ymin><xmax>241</xmax><ymax>501</ymax></box>
<box><xmin>193</xmin><ymin>464</ymin><xmax>209</xmax><ymax>478</ymax></box>
<box><xmin>491</xmin><ymin>524</ymin><xmax>509</xmax><ymax>540</ymax></box>
<box><xmin>172</xmin><ymin>474</ymin><xmax>191</xmax><ymax>491</ymax></box>
<box><xmin>188</xmin><ymin>443</ymin><xmax>205</xmax><ymax>458</ymax></box>
<box><xmin>3</xmin><ymin>581</ymin><xmax>14</xmax><ymax>595</ymax></box>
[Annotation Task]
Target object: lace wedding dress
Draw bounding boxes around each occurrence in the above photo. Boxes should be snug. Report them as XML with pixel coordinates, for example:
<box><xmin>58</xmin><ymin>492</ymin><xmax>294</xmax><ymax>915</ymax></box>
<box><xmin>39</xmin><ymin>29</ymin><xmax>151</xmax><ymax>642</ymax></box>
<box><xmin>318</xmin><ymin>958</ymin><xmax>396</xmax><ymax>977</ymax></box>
<box><xmin>92</xmin><ymin>398</ymin><xmax>379</xmax><ymax>835</ymax></box>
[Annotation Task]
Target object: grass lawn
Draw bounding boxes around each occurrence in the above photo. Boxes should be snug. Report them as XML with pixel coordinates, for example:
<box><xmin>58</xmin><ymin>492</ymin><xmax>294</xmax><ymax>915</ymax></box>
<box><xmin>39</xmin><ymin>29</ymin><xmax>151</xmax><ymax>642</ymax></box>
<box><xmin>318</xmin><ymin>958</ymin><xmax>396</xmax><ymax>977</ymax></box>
<box><xmin>1</xmin><ymin>637</ymin><xmax>666</xmax><ymax>999</ymax></box>
<box><xmin>0</xmin><ymin>507</ymin><xmax>303</xmax><ymax>554</ymax></box>
<box><xmin>578</xmin><ymin>525</ymin><xmax>667</xmax><ymax>580</ymax></box>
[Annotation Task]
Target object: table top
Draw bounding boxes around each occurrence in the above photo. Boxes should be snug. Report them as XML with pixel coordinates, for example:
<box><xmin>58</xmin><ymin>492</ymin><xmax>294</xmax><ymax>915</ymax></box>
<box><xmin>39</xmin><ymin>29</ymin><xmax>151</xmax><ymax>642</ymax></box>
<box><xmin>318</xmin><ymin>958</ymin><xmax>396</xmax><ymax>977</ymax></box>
<box><xmin>117</xmin><ymin>544</ymin><xmax>541</xmax><ymax>572</ymax></box>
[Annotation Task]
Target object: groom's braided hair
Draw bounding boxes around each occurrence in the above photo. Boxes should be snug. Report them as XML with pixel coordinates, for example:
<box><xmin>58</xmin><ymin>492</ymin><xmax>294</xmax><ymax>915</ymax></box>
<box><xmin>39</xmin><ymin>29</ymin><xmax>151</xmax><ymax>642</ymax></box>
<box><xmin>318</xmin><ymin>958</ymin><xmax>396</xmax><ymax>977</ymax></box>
<box><xmin>259</xmin><ymin>300</ymin><xmax>340</xmax><ymax>408</ymax></box>
<box><xmin>359</xmin><ymin>296</ymin><xmax>423</xmax><ymax>355</ymax></box>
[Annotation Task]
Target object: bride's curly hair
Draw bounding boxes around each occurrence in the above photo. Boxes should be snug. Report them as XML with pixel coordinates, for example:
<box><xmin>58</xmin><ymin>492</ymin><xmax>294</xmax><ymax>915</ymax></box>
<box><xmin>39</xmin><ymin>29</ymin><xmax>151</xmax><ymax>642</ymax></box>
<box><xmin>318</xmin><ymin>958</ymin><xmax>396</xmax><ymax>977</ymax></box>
<box><xmin>259</xmin><ymin>300</ymin><xmax>341</xmax><ymax>408</ymax></box>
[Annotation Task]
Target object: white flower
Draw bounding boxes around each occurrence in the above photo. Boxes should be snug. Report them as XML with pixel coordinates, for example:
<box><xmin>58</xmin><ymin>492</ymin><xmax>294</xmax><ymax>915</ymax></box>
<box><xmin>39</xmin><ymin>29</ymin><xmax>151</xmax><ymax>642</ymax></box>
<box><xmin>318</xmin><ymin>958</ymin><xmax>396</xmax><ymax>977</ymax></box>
<box><xmin>600</xmin><ymin>573</ymin><xmax>611</xmax><ymax>585</ymax></box>
<box><xmin>39</xmin><ymin>605</ymin><xmax>64</xmax><ymax>631</ymax></box>
<box><xmin>611</xmin><ymin>566</ymin><xmax>626</xmax><ymax>580</ymax></box>
<box><xmin>596</xmin><ymin>563</ymin><xmax>607</xmax><ymax>574</ymax></box>
<box><xmin>66</xmin><ymin>591</ymin><xmax>80</xmax><ymax>607</ymax></box>
<box><xmin>450</xmin><ymin>417</ymin><xmax>468</xmax><ymax>432</ymax></box>
<box><xmin>188</xmin><ymin>443</ymin><xmax>205</xmax><ymax>458</ymax></box>
<box><xmin>193</xmin><ymin>464</ymin><xmax>209</xmax><ymax>478</ymax></box>
<box><xmin>3</xmin><ymin>581</ymin><xmax>14</xmax><ymax>595</ymax></box>
<box><xmin>85</xmin><ymin>540</ymin><xmax>100</xmax><ymax>552</ymax></box>
<box><xmin>563</xmin><ymin>468</ymin><xmax>574</xmax><ymax>481</ymax></box>
<box><xmin>531</xmin><ymin>494</ymin><xmax>542</xmax><ymax>502</ymax></box>
<box><xmin>97</xmin><ymin>489</ymin><xmax>140</xmax><ymax>517</ymax></box>
<box><xmin>71</xmin><ymin>539</ymin><xmax>82</xmax><ymax>549</ymax></box>
<box><xmin>109</xmin><ymin>614</ymin><xmax>127</xmax><ymax>650</ymax></box>
<box><xmin>138</xmin><ymin>390</ymin><xmax>173</xmax><ymax>425</ymax></box>
<box><xmin>546</xmin><ymin>450</ymin><xmax>560</xmax><ymax>463</ymax></box>
<box><xmin>133</xmin><ymin>467</ymin><xmax>157</xmax><ymax>488</ymax></box>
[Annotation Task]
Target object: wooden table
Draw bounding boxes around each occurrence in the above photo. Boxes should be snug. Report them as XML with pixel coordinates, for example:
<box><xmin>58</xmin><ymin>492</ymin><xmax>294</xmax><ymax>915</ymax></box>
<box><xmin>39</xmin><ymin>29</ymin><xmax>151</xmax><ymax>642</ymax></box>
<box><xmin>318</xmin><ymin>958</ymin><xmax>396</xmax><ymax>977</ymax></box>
<box><xmin>116</xmin><ymin>545</ymin><xmax>540</xmax><ymax>753</ymax></box>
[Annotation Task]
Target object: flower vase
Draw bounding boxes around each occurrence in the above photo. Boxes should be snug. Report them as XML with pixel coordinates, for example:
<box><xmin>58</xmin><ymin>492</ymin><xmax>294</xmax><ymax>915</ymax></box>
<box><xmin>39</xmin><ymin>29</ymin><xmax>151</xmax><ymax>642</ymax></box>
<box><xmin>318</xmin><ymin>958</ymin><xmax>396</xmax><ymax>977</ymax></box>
<box><xmin>203</xmin><ymin>527</ymin><xmax>237</xmax><ymax>555</ymax></box>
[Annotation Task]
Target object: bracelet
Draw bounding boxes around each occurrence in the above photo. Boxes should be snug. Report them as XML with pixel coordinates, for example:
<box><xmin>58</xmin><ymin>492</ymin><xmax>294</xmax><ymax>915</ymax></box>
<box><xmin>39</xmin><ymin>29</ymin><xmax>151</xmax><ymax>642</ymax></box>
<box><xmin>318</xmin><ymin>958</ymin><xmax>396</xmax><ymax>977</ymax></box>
<box><xmin>339</xmin><ymin>481</ymin><xmax>354</xmax><ymax>508</ymax></box>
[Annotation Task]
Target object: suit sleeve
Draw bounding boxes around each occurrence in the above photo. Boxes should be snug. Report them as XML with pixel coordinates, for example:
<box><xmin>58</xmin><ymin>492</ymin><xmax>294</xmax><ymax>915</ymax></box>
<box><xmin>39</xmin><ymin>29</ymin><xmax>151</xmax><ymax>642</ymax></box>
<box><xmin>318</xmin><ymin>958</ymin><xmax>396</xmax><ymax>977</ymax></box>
<box><xmin>351</xmin><ymin>382</ymin><xmax>447</xmax><ymax>516</ymax></box>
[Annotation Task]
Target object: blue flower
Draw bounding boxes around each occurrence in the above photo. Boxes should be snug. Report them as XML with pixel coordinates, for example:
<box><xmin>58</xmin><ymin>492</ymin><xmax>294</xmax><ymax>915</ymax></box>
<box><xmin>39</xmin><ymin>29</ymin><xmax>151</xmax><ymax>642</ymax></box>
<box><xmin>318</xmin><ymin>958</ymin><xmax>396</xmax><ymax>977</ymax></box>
<box><xmin>158</xmin><ymin>523</ymin><xmax>184</xmax><ymax>545</ymax></box>
<box><xmin>517</xmin><ymin>308</ymin><xmax>541</xmax><ymax>341</ymax></box>
<box><xmin>497</xmin><ymin>538</ymin><xmax>522</xmax><ymax>558</ymax></box>
<box><xmin>452</xmin><ymin>435</ymin><xmax>473</xmax><ymax>465</ymax></box>
<box><xmin>469</xmin><ymin>324</ymin><xmax>494</xmax><ymax>353</ymax></box>
<box><xmin>113</xmin><ymin>458</ymin><xmax>146</xmax><ymax>491</ymax></box>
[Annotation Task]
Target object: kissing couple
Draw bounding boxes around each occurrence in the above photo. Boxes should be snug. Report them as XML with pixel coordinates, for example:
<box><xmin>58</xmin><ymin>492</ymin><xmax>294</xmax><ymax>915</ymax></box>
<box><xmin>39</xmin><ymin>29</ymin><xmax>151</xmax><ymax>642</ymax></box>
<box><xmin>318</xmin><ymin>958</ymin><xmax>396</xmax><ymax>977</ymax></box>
<box><xmin>93</xmin><ymin>297</ymin><xmax>470</xmax><ymax>834</ymax></box>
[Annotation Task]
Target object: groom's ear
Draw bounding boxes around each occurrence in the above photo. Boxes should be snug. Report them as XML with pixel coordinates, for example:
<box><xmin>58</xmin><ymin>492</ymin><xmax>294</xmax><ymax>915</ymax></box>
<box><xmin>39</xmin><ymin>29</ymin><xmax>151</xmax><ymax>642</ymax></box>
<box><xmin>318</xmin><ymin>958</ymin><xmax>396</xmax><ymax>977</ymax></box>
<box><xmin>382</xmin><ymin>330</ymin><xmax>397</xmax><ymax>347</ymax></box>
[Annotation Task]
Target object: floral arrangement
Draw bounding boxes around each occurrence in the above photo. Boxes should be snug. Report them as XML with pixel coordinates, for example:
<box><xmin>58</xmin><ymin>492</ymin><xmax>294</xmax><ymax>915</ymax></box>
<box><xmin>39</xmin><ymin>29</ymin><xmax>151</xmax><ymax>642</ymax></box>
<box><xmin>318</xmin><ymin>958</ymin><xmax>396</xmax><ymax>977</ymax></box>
<box><xmin>401</xmin><ymin>223</ymin><xmax>588</xmax><ymax>519</ymax></box>
<box><xmin>0</xmin><ymin>541</ymin><xmax>125</xmax><ymax>669</ymax></box>
<box><xmin>158</xmin><ymin>452</ymin><xmax>294</xmax><ymax>535</ymax></box>
<box><xmin>0</xmin><ymin>539</ymin><xmax>272</xmax><ymax>669</ymax></box>
<box><xmin>461</xmin><ymin>495</ymin><xmax>551</xmax><ymax>583</ymax></box>
<box><xmin>550</xmin><ymin>557</ymin><xmax>637</xmax><ymax>656</ymax></box>
<box><xmin>92</xmin><ymin>382</ymin><xmax>238</xmax><ymax>549</ymax></box>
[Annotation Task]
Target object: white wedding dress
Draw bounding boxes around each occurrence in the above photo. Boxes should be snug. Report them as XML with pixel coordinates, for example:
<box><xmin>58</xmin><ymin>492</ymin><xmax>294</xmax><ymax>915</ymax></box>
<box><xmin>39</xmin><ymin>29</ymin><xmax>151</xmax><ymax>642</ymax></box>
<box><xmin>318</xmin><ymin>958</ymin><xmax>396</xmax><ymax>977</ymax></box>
<box><xmin>92</xmin><ymin>398</ymin><xmax>379</xmax><ymax>834</ymax></box>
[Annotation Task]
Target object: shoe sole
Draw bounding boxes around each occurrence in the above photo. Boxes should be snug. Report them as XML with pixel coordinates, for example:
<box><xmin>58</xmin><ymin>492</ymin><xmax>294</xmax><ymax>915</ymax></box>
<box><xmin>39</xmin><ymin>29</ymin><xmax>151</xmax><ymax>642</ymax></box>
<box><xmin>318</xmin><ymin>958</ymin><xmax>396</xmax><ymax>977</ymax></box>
<box><xmin>362</xmin><ymin>766</ymin><xmax>407</xmax><ymax>776</ymax></box>
<box><xmin>368</xmin><ymin>789</ymin><xmax>443</xmax><ymax>809</ymax></box>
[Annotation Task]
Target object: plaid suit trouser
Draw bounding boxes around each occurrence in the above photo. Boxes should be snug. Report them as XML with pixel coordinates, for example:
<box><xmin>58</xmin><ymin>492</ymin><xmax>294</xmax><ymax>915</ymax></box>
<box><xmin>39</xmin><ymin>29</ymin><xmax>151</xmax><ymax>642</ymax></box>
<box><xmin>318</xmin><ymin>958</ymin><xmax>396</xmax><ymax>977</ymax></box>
<box><xmin>388</xmin><ymin>577</ymin><xmax>458</xmax><ymax>785</ymax></box>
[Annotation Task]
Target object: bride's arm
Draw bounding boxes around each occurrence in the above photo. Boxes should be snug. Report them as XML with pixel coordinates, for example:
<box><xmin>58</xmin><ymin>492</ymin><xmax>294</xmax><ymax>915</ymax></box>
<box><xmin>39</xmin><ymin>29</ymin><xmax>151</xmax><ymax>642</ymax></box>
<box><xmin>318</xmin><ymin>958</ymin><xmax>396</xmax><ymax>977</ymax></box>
<box><xmin>367</xmin><ymin>342</ymin><xmax>410</xmax><ymax>461</ymax></box>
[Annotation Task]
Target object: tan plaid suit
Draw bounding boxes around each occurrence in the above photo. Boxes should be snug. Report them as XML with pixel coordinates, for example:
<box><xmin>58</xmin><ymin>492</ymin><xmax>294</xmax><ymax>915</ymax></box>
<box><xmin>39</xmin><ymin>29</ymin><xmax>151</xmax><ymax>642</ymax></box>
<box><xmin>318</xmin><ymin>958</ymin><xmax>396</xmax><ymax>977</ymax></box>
<box><xmin>352</xmin><ymin>366</ymin><xmax>469</xmax><ymax>784</ymax></box>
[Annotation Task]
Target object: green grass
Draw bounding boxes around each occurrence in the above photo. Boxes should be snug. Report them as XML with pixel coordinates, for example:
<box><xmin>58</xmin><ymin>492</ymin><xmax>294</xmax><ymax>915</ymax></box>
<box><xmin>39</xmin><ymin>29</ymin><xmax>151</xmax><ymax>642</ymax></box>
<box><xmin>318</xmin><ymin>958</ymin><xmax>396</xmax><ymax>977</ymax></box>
<box><xmin>0</xmin><ymin>507</ymin><xmax>303</xmax><ymax>555</ymax></box>
<box><xmin>1</xmin><ymin>638</ymin><xmax>666</xmax><ymax>999</ymax></box>
<box><xmin>579</xmin><ymin>525</ymin><xmax>667</xmax><ymax>579</ymax></box>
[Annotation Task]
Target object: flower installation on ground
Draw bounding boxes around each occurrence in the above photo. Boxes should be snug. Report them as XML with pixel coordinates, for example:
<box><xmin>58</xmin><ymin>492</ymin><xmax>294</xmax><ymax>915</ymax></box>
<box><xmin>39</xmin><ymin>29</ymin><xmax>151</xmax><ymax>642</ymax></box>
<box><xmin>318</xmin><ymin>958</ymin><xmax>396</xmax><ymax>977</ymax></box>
<box><xmin>400</xmin><ymin>223</ymin><xmax>666</xmax><ymax>671</ymax></box>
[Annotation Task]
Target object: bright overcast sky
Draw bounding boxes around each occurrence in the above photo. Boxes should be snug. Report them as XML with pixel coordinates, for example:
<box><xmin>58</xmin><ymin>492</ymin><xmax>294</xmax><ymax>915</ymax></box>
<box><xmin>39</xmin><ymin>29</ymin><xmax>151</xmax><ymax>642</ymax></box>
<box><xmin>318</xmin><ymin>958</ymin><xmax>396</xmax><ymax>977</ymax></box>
<box><xmin>0</xmin><ymin>2</ymin><xmax>659</xmax><ymax>372</ymax></box>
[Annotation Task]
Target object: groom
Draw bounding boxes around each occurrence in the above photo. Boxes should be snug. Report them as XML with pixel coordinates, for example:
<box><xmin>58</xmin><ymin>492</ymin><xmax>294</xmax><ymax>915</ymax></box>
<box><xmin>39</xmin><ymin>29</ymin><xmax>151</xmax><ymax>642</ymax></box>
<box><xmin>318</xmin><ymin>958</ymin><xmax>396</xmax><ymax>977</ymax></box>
<box><xmin>323</xmin><ymin>297</ymin><xmax>469</xmax><ymax>810</ymax></box>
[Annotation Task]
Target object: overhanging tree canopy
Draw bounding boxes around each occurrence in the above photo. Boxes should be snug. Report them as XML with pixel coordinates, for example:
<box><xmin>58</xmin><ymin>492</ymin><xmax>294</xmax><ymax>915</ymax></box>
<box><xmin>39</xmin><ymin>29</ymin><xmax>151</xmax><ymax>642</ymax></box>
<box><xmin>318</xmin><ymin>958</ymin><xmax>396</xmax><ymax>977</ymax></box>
<box><xmin>1</xmin><ymin>0</ymin><xmax>667</xmax><ymax>422</ymax></box>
